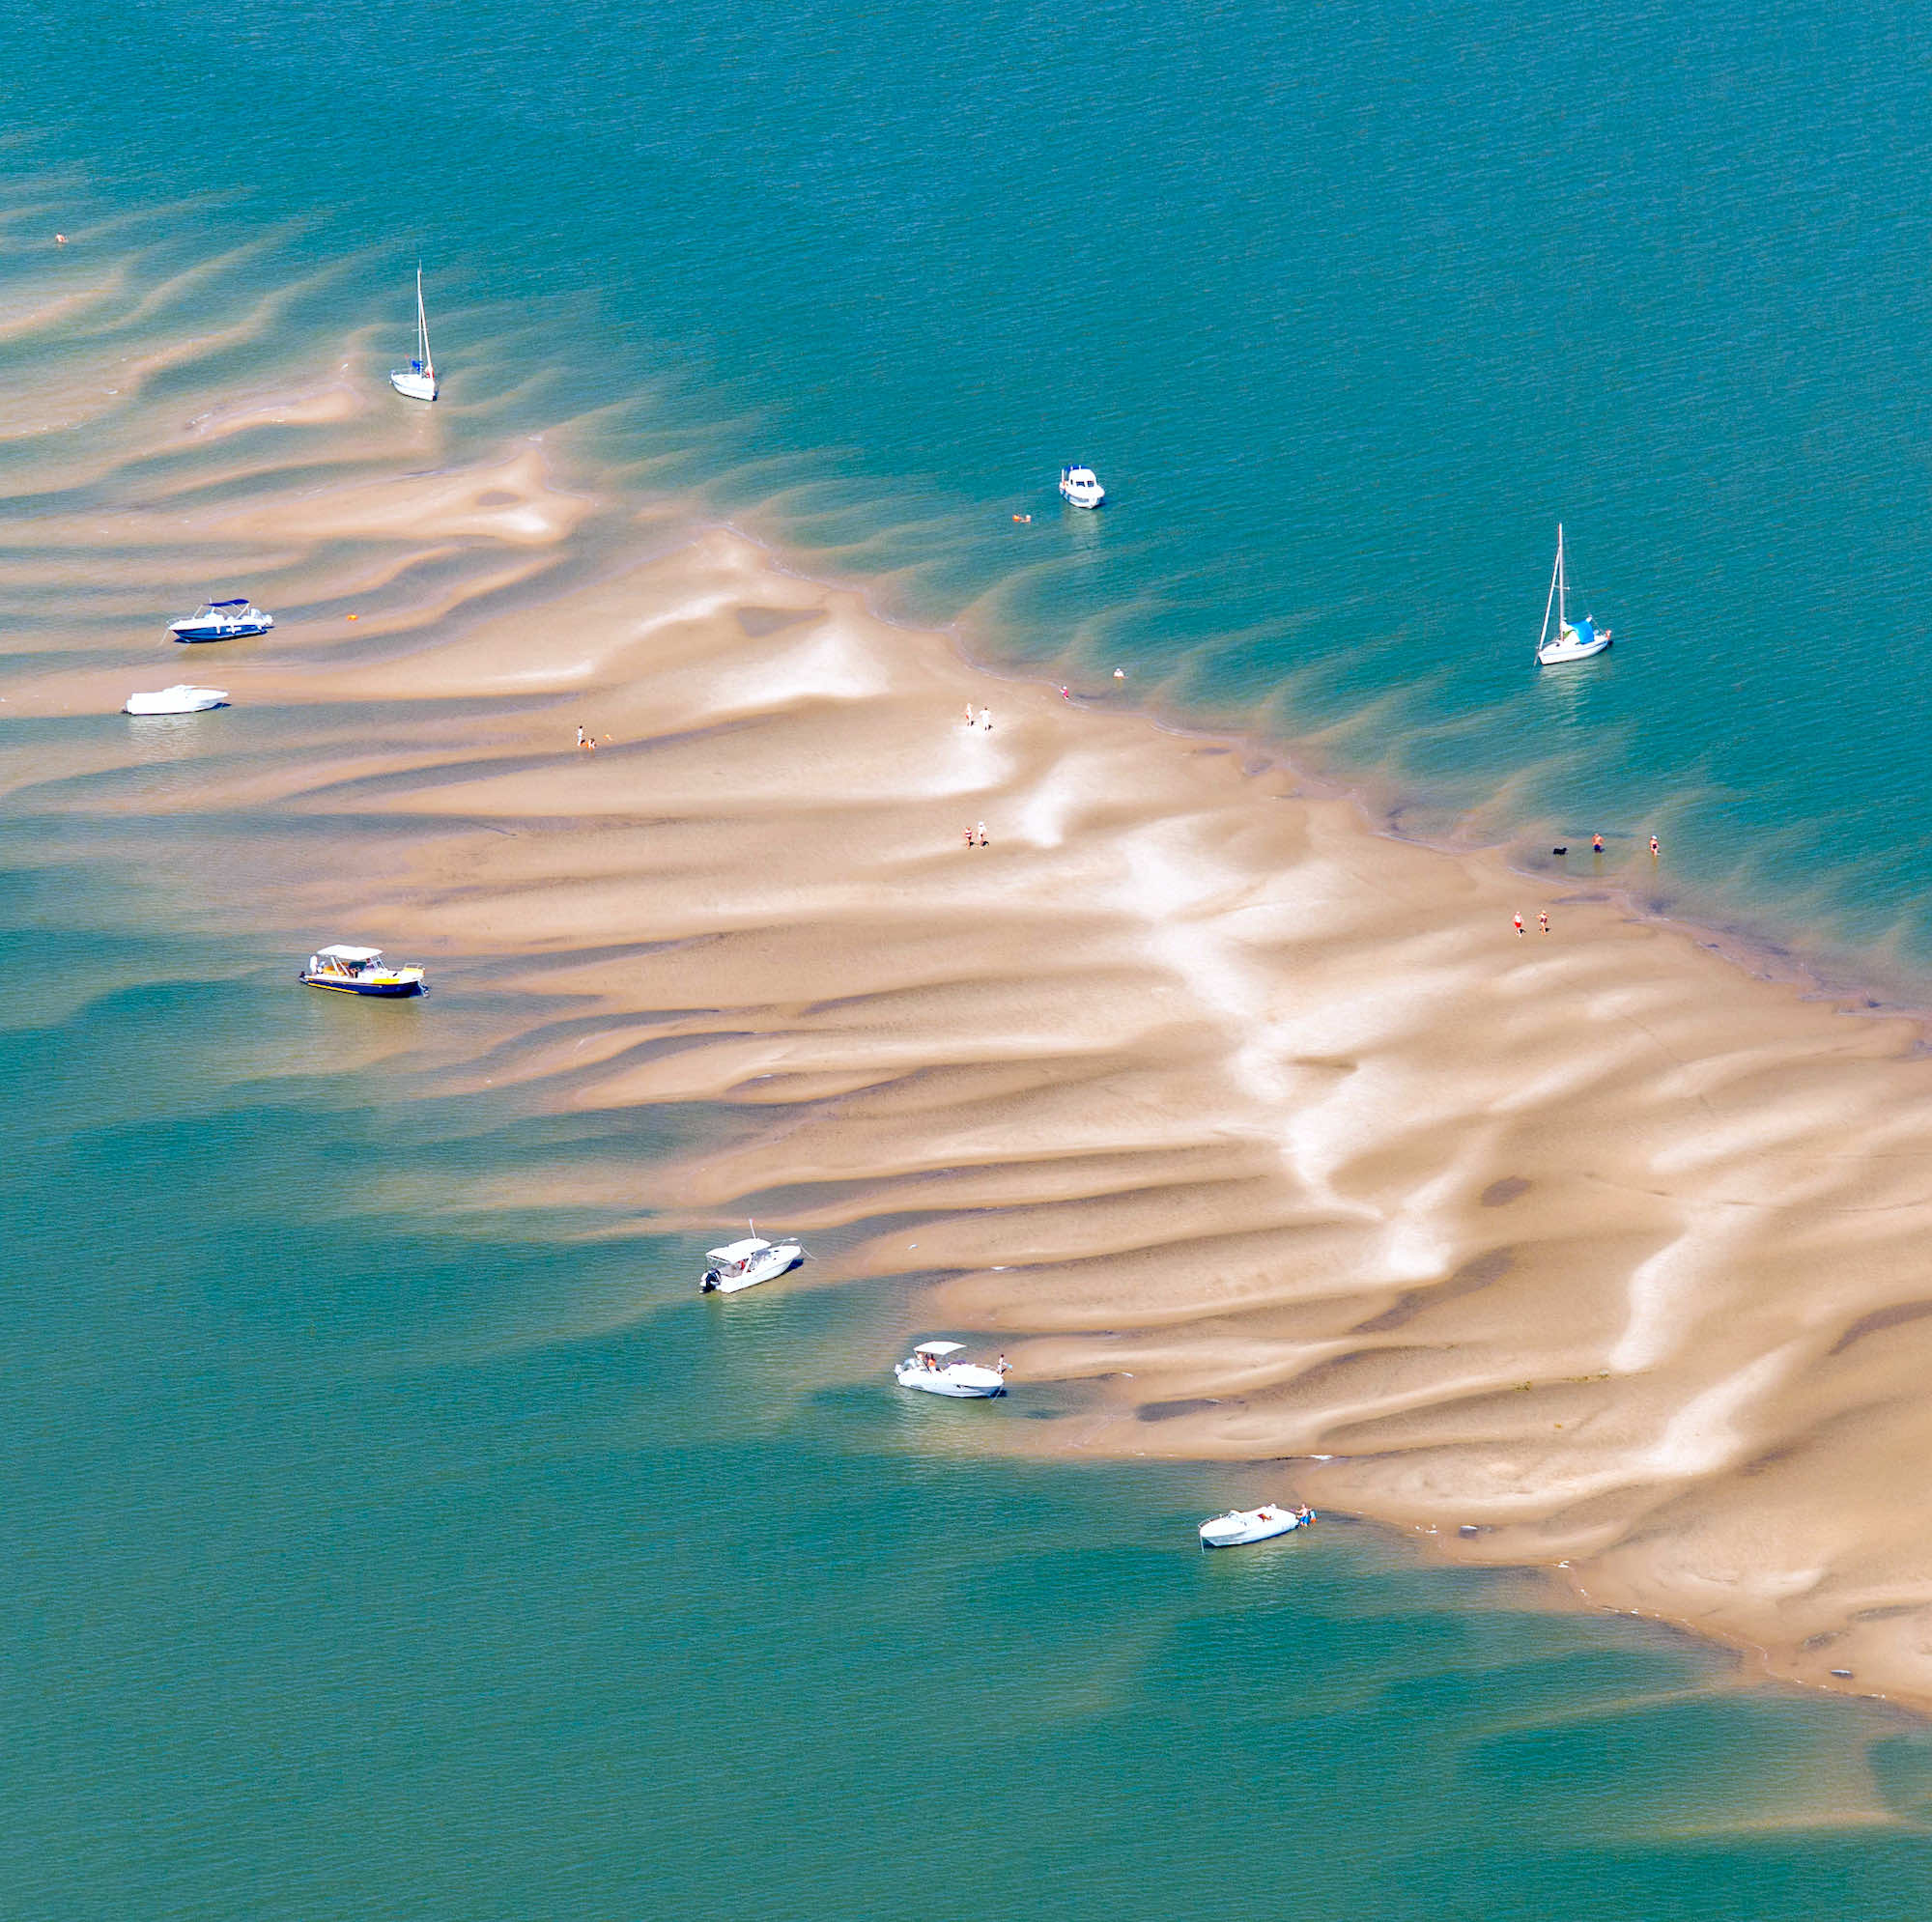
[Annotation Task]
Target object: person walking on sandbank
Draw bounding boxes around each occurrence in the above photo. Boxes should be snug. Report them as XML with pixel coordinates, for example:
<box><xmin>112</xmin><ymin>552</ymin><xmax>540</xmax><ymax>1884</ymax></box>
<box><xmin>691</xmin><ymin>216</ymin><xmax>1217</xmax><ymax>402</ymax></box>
<box><xmin>1513</xmin><ymin>913</ymin><xmax>1525</xmax><ymax>937</ymax></box>
<box><xmin>1539</xmin><ymin>911</ymin><xmax>1549</xmax><ymax>935</ymax></box>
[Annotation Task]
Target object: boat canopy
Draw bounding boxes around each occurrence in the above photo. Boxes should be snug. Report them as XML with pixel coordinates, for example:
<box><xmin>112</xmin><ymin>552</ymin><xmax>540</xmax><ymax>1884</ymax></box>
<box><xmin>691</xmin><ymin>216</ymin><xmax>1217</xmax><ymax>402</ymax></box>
<box><xmin>316</xmin><ymin>944</ymin><xmax>384</xmax><ymax>963</ymax></box>
<box><xmin>708</xmin><ymin>1237</ymin><xmax>770</xmax><ymax>1263</ymax></box>
<box><xmin>209</xmin><ymin>598</ymin><xmax>250</xmax><ymax>608</ymax></box>
<box><xmin>913</xmin><ymin>1340</ymin><xmax>965</xmax><ymax>1357</ymax></box>
<box><xmin>1571</xmin><ymin>617</ymin><xmax>1596</xmax><ymax>647</ymax></box>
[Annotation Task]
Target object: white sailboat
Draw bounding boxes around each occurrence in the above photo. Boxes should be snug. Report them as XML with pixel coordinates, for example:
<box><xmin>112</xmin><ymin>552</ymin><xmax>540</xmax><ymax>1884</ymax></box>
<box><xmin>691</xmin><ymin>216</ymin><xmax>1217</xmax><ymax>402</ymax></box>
<box><xmin>389</xmin><ymin>265</ymin><xmax>438</xmax><ymax>403</ymax></box>
<box><xmin>1535</xmin><ymin>523</ymin><xmax>1611</xmax><ymax>666</ymax></box>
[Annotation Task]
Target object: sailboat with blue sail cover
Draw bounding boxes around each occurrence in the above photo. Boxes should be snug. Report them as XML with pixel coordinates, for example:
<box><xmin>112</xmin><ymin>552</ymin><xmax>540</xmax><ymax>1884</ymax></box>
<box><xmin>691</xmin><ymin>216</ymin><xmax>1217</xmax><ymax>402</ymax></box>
<box><xmin>1535</xmin><ymin>524</ymin><xmax>1612</xmax><ymax>666</ymax></box>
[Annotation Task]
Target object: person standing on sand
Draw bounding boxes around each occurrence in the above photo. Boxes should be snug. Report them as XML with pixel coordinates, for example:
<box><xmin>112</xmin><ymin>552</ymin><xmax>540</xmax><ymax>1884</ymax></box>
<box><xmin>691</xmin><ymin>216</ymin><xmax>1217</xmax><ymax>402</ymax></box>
<box><xmin>576</xmin><ymin>724</ymin><xmax>586</xmax><ymax>750</ymax></box>
<box><xmin>963</xmin><ymin>827</ymin><xmax>975</xmax><ymax>848</ymax></box>
<box><xmin>1539</xmin><ymin>911</ymin><xmax>1549</xmax><ymax>934</ymax></box>
<box><xmin>980</xmin><ymin>709</ymin><xmax>992</xmax><ymax>731</ymax></box>
<box><xmin>1650</xmin><ymin>835</ymin><xmax>1660</xmax><ymax>858</ymax></box>
<box><xmin>965</xmin><ymin>703</ymin><xmax>975</xmax><ymax>727</ymax></box>
<box><xmin>977</xmin><ymin>822</ymin><xmax>989</xmax><ymax>847</ymax></box>
<box><xmin>1513</xmin><ymin>913</ymin><xmax>1525</xmax><ymax>937</ymax></box>
<box><xmin>1592</xmin><ymin>833</ymin><xmax>1605</xmax><ymax>854</ymax></box>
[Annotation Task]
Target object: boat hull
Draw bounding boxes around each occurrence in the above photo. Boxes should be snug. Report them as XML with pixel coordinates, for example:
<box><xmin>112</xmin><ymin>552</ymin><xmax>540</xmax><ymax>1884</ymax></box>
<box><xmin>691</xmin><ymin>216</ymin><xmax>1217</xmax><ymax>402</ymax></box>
<box><xmin>1059</xmin><ymin>486</ymin><xmax>1104</xmax><ymax>509</ymax></box>
<box><xmin>170</xmin><ymin>624</ymin><xmax>272</xmax><ymax>643</ymax></box>
<box><xmin>1199</xmin><ymin>1508</ymin><xmax>1308</xmax><ymax>1548</ymax></box>
<box><xmin>125</xmin><ymin>687</ymin><xmax>228</xmax><ymax>715</ymax></box>
<box><xmin>299</xmin><ymin>973</ymin><xmax>426</xmax><ymax>998</ymax></box>
<box><xmin>1536</xmin><ymin>636</ymin><xmax>1612</xmax><ymax>666</ymax></box>
<box><xmin>389</xmin><ymin>370</ymin><xmax>438</xmax><ymax>402</ymax></box>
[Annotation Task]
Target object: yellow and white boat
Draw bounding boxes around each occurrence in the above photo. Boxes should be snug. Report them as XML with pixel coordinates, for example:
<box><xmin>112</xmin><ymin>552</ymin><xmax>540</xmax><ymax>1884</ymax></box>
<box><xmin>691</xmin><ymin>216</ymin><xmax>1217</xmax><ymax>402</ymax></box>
<box><xmin>299</xmin><ymin>944</ymin><xmax>427</xmax><ymax>998</ymax></box>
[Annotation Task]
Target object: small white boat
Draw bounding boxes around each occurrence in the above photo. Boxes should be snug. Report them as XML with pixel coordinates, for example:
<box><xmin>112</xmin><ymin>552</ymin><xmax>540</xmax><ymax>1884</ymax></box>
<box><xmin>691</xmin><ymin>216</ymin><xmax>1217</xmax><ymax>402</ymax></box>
<box><xmin>699</xmin><ymin>1225</ymin><xmax>806</xmax><ymax>1294</ymax></box>
<box><xmin>1198</xmin><ymin>1504</ymin><xmax>1314</xmax><ymax>1549</ymax></box>
<box><xmin>124</xmin><ymin>685</ymin><xmax>229</xmax><ymax>716</ymax></box>
<box><xmin>299</xmin><ymin>944</ymin><xmax>427</xmax><ymax>998</ymax></box>
<box><xmin>1058</xmin><ymin>464</ymin><xmax>1105</xmax><ymax>509</ymax></box>
<box><xmin>389</xmin><ymin>265</ymin><xmax>438</xmax><ymax>403</ymax></box>
<box><xmin>169</xmin><ymin>599</ymin><xmax>273</xmax><ymax>643</ymax></box>
<box><xmin>894</xmin><ymin>1340</ymin><xmax>1011</xmax><ymax>1399</ymax></box>
<box><xmin>1534</xmin><ymin>523</ymin><xmax>1612</xmax><ymax>666</ymax></box>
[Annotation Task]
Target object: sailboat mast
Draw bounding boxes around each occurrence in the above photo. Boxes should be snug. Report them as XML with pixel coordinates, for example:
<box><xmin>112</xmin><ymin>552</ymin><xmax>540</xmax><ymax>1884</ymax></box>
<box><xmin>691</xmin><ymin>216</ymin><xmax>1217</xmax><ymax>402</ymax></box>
<box><xmin>1556</xmin><ymin>523</ymin><xmax>1567</xmax><ymax>631</ymax></box>
<box><xmin>415</xmin><ymin>265</ymin><xmax>432</xmax><ymax>375</ymax></box>
<box><xmin>1538</xmin><ymin>525</ymin><xmax>1561</xmax><ymax>659</ymax></box>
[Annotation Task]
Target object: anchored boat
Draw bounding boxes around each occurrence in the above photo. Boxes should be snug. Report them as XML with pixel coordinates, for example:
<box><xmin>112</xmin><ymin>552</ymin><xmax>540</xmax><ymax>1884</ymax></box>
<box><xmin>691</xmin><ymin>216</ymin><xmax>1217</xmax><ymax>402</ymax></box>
<box><xmin>1198</xmin><ymin>1505</ymin><xmax>1314</xmax><ymax>1549</ymax></box>
<box><xmin>699</xmin><ymin>1226</ymin><xmax>806</xmax><ymax>1294</ymax></box>
<box><xmin>1534</xmin><ymin>524</ymin><xmax>1612</xmax><ymax>666</ymax></box>
<box><xmin>893</xmin><ymin>1340</ymin><xmax>1011</xmax><ymax>1399</ymax></box>
<box><xmin>1058</xmin><ymin>464</ymin><xmax>1105</xmax><ymax>509</ymax></box>
<box><xmin>1059</xmin><ymin>466</ymin><xmax>1105</xmax><ymax>510</ymax></box>
<box><xmin>299</xmin><ymin>945</ymin><xmax>427</xmax><ymax>997</ymax></box>
<box><xmin>124</xmin><ymin>685</ymin><xmax>229</xmax><ymax>715</ymax></box>
<box><xmin>169</xmin><ymin>599</ymin><xmax>273</xmax><ymax>643</ymax></box>
<box><xmin>389</xmin><ymin>265</ymin><xmax>438</xmax><ymax>403</ymax></box>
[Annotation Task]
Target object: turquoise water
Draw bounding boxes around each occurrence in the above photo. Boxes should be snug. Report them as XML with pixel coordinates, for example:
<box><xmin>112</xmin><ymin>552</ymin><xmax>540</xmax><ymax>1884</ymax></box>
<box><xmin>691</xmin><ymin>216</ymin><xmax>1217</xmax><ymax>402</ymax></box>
<box><xmin>5</xmin><ymin>843</ymin><xmax>1932</xmax><ymax>1919</ymax></box>
<box><xmin>13</xmin><ymin>0</ymin><xmax>1932</xmax><ymax>1909</ymax></box>
<box><xmin>18</xmin><ymin>0</ymin><xmax>1932</xmax><ymax>967</ymax></box>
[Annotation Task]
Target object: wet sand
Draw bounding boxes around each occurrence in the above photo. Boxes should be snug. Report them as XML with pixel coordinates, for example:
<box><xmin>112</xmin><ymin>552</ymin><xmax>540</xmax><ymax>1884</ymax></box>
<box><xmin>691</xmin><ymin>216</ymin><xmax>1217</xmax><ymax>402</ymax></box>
<box><xmin>13</xmin><ymin>309</ymin><xmax>1932</xmax><ymax>1717</ymax></box>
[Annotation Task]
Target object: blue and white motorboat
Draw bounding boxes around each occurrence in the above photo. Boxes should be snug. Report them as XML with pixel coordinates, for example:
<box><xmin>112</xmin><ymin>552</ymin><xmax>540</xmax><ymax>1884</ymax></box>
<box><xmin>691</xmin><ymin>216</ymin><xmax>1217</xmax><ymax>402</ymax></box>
<box><xmin>1534</xmin><ymin>524</ymin><xmax>1612</xmax><ymax>666</ymax></box>
<box><xmin>389</xmin><ymin>265</ymin><xmax>438</xmax><ymax>403</ymax></box>
<box><xmin>1058</xmin><ymin>464</ymin><xmax>1105</xmax><ymax>509</ymax></box>
<box><xmin>169</xmin><ymin>598</ymin><xmax>274</xmax><ymax>643</ymax></box>
<box><xmin>299</xmin><ymin>945</ymin><xmax>427</xmax><ymax>998</ymax></box>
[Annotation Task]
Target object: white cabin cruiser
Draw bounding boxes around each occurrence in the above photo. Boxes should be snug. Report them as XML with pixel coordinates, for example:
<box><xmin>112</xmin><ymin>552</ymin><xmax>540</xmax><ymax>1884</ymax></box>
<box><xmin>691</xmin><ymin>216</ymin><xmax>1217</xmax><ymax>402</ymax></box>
<box><xmin>894</xmin><ymin>1340</ymin><xmax>1011</xmax><ymax>1399</ymax></box>
<box><xmin>699</xmin><ymin>1228</ymin><xmax>806</xmax><ymax>1294</ymax></box>
<box><xmin>124</xmin><ymin>685</ymin><xmax>229</xmax><ymax>716</ymax></box>
<box><xmin>1058</xmin><ymin>464</ymin><xmax>1105</xmax><ymax>509</ymax></box>
<box><xmin>299</xmin><ymin>944</ymin><xmax>427</xmax><ymax>998</ymax></box>
<box><xmin>389</xmin><ymin>265</ymin><xmax>438</xmax><ymax>402</ymax></box>
<box><xmin>1534</xmin><ymin>523</ymin><xmax>1612</xmax><ymax>666</ymax></box>
<box><xmin>169</xmin><ymin>599</ymin><xmax>274</xmax><ymax>643</ymax></box>
<box><xmin>1198</xmin><ymin>1504</ymin><xmax>1314</xmax><ymax>1549</ymax></box>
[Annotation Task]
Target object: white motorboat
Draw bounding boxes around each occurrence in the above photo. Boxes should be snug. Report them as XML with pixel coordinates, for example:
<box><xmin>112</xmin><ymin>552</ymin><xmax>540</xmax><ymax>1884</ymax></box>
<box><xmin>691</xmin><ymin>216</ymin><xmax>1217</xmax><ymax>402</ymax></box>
<box><xmin>1058</xmin><ymin>464</ymin><xmax>1105</xmax><ymax>509</ymax></box>
<box><xmin>298</xmin><ymin>944</ymin><xmax>427</xmax><ymax>998</ymax></box>
<box><xmin>389</xmin><ymin>264</ymin><xmax>438</xmax><ymax>402</ymax></box>
<box><xmin>124</xmin><ymin>684</ymin><xmax>229</xmax><ymax>716</ymax></box>
<box><xmin>169</xmin><ymin>599</ymin><xmax>273</xmax><ymax>642</ymax></box>
<box><xmin>1198</xmin><ymin>1504</ymin><xmax>1314</xmax><ymax>1549</ymax></box>
<box><xmin>699</xmin><ymin>1225</ymin><xmax>806</xmax><ymax>1294</ymax></box>
<box><xmin>893</xmin><ymin>1340</ymin><xmax>1011</xmax><ymax>1399</ymax></box>
<box><xmin>1534</xmin><ymin>523</ymin><xmax>1612</xmax><ymax>666</ymax></box>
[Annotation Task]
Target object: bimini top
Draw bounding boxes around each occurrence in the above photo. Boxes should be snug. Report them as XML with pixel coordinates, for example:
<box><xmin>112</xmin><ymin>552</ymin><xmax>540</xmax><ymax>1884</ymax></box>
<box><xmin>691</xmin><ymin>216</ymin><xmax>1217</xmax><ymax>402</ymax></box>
<box><xmin>315</xmin><ymin>944</ymin><xmax>384</xmax><ymax>963</ymax></box>
<box><xmin>913</xmin><ymin>1340</ymin><xmax>965</xmax><ymax>1357</ymax></box>
<box><xmin>209</xmin><ymin>598</ymin><xmax>251</xmax><ymax>608</ymax></box>
<box><xmin>707</xmin><ymin>1237</ymin><xmax>771</xmax><ymax>1263</ymax></box>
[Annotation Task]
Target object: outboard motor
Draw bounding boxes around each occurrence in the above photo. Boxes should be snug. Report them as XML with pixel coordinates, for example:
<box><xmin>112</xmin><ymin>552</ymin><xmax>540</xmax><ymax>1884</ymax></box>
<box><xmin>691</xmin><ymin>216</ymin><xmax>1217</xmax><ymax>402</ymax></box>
<box><xmin>699</xmin><ymin>1271</ymin><xmax>721</xmax><ymax>1294</ymax></box>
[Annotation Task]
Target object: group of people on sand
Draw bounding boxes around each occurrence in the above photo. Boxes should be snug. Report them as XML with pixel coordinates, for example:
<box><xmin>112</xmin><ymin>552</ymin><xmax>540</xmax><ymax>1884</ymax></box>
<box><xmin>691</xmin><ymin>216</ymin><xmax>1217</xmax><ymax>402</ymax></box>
<box><xmin>964</xmin><ymin>703</ymin><xmax>992</xmax><ymax>730</ymax></box>
<box><xmin>575</xmin><ymin>723</ymin><xmax>598</xmax><ymax>753</ymax></box>
<box><xmin>1516</xmin><ymin>831</ymin><xmax>1662</xmax><ymax>935</ymax></box>
<box><xmin>963</xmin><ymin>822</ymin><xmax>989</xmax><ymax>848</ymax></box>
